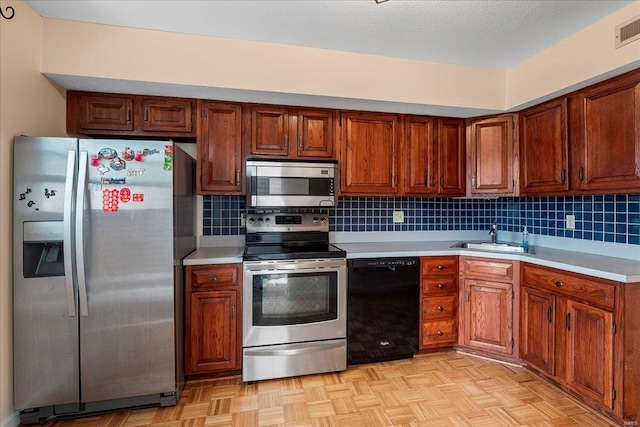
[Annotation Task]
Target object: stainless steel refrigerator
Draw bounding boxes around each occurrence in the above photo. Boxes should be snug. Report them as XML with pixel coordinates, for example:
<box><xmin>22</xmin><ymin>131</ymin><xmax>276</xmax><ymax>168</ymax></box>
<box><xmin>13</xmin><ymin>137</ymin><xmax>196</xmax><ymax>423</ymax></box>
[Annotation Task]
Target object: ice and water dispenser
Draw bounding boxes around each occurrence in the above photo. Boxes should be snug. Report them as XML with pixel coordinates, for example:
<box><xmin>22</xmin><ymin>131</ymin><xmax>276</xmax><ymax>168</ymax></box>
<box><xmin>22</xmin><ymin>221</ymin><xmax>65</xmax><ymax>278</ymax></box>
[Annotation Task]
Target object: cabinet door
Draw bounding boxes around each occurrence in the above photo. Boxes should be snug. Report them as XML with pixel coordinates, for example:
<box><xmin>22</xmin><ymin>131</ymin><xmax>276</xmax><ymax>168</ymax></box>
<box><xmin>571</xmin><ymin>73</ymin><xmax>640</xmax><ymax>193</ymax></box>
<box><xmin>565</xmin><ymin>300</ymin><xmax>614</xmax><ymax>409</ymax></box>
<box><xmin>520</xmin><ymin>98</ymin><xmax>569</xmax><ymax>195</ymax></box>
<box><xmin>468</xmin><ymin>114</ymin><xmax>516</xmax><ymax>195</ymax></box>
<box><xmin>521</xmin><ymin>286</ymin><xmax>555</xmax><ymax>374</ymax></box>
<box><xmin>404</xmin><ymin>116</ymin><xmax>437</xmax><ymax>195</ymax></box>
<box><xmin>79</xmin><ymin>94</ymin><xmax>134</xmax><ymax>131</ymax></box>
<box><xmin>341</xmin><ymin>112</ymin><xmax>400</xmax><ymax>195</ymax></box>
<box><xmin>141</xmin><ymin>98</ymin><xmax>193</xmax><ymax>133</ymax></box>
<box><xmin>198</xmin><ymin>101</ymin><xmax>243</xmax><ymax>194</ymax></box>
<box><xmin>297</xmin><ymin>109</ymin><xmax>335</xmax><ymax>158</ymax></box>
<box><xmin>188</xmin><ymin>290</ymin><xmax>239</xmax><ymax>374</ymax></box>
<box><xmin>437</xmin><ymin>118</ymin><xmax>466</xmax><ymax>196</ymax></box>
<box><xmin>251</xmin><ymin>106</ymin><xmax>290</xmax><ymax>156</ymax></box>
<box><xmin>463</xmin><ymin>279</ymin><xmax>514</xmax><ymax>355</ymax></box>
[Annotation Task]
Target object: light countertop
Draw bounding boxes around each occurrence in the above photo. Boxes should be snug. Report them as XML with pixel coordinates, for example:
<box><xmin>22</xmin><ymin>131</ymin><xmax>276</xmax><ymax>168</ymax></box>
<box><xmin>183</xmin><ymin>239</ymin><xmax>640</xmax><ymax>283</ymax></box>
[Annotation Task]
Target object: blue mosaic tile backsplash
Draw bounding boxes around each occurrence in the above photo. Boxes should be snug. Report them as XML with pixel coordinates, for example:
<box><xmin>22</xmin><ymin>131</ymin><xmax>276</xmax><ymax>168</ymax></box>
<box><xmin>202</xmin><ymin>194</ymin><xmax>640</xmax><ymax>245</ymax></box>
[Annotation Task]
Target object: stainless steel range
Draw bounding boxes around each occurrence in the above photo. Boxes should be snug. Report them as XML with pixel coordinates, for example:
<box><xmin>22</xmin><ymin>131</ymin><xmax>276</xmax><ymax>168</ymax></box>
<box><xmin>242</xmin><ymin>212</ymin><xmax>347</xmax><ymax>382</ymax></box>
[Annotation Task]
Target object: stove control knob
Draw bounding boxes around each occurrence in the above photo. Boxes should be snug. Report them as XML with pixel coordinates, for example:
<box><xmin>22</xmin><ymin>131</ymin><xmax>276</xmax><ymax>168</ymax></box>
<box><xmin>320</xmin><ymin>217</ymin><xmax>327</xmax><ymax>224</ymax></box>
<box><xmin>264</xmin><ymin>217</ymin><xmax>271</xmax><ymax>224</ymax></box>
<box><xmin>248</xmin><ymin>218</ymin><xmax>255</xmax><ymax>224</ymax></box>
<box><xmin>313</xmin><ymin>217</ymin><xmax>319</xmax><ymax>224</ymax></box>
<box><xmin>257</xmin><ymin>217</ymin><xmax>264</xmax><ymax>225</ymax></box>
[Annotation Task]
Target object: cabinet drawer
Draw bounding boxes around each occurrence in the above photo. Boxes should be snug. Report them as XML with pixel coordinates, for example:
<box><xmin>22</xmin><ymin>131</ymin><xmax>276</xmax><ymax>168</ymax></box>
<box><xmin>421</xmin><ymin>257</ymin><xmax>458</xmax><ymax>276</ymax></box>
<box><xmin>422</xmin><ymin>296</ymin><xmax>457</xmax><ymax>320</ymax></box>
<box><xmin>421</xmin><ymin>320</ymin><xmax>457</xmax><ymax>346</ymax></box>
<box><xmin>522</xmin><ymin>264</ymin><xmax>616</xmax><ymax>310</ymax></box>
<box><xmin>422</xmin><ymin>277</ymin><xmax>457</xmax><ymax>295</ymax></box>
<box><xmin>462</xmin><ymin>257</ymin><xmax>513</xmax><ymax>281</ymax></box>
<box><xmin>190</xmin><ymin>265</ymin><xmax>240</xmax><ymax>290</ymax></box>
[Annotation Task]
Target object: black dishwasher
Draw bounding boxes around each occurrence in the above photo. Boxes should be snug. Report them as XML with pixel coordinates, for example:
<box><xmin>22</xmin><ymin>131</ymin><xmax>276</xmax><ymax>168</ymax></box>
<box><xmin>347</xmin><ymin>257</ymin><xmax>419</xmax><ymax>365</ymax></box>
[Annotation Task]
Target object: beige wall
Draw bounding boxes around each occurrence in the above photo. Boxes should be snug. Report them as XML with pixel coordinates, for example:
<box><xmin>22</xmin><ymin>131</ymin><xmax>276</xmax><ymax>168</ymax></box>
<box><xmin>38</xmin><ymin>1</ymin><xmax>640</xmax><ymax>114</ymax></box>
<box><xmin>506</xmin><ymin>1</ymin><xmax>640</xmax><ymax>109</ymax></box>
<box><xmin>0</xmin><ymin>0</ymin><xmax>67</xmax><ymax>422</ymax></box>
<box><xmin>39</xmin><ymin>18</ymin><xmax>506</xmax><ymax>111</ymax></box>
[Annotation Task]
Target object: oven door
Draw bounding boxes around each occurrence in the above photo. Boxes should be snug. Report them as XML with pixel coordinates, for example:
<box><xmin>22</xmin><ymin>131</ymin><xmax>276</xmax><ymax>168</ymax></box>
<box><xmin>243</xmin><ymin>258</ymin><xmax>346</xmax><ymax>348</ymax></box>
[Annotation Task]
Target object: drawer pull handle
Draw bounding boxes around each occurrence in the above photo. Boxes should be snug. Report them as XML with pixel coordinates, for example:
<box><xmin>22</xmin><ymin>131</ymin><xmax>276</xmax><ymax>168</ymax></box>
<box><xmin>437</xmin><ymin>306</ymin><xmax>444</xmax><ymax>312</ymax></box>
<box><xmin>437</xmin><ymin>331</ymin><xmax>444</xmax><ymax>336</ymax></box>
<box><xmin>438</xmin><ymin>265</ymin><xmax>445</xmax><ymax>271</ymax></box>
<box><xmin>437</xmin><ymin>283</ymin><xmax>445</xmax><ymax>289</ymax></box>
<box><xmin>547</xmin><ymin>306</ymin><xmax>553</xmax><ymax>323</ymax></box>
<box><xmin>555</xmin><ymin>281</ymin><xmax>563</xmax><ymax>288</ymax></box>
<box><xmin>211</xmin><ymin>276</ymin><xmax>218</xmax><ymax>282</ymax></box>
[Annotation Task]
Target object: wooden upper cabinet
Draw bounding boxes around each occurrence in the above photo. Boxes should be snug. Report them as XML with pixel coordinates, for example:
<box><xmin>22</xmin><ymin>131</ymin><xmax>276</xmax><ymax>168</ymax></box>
<box><xmin>467</xmin><ymin>114</ymin><xmax>518</xmax><ymax>195</ymax></box>
<box><xmin>197</xmin><ymin>101</ymin><xmax>243</xmax><ymax>194</ymax></box>
<box><xmin>570</xmin><ymin>70</ymin><xmax>640</xmax><ymax>193</ymax></box>
<box><xmin>76</xmin><ymin>93</ymin><xmax>134</xmax><ymax>132</ymax></box>
<box><xmin>250</xmin><ymin>105</ymin><xmax>291</xmax><ymax>156</ymax></box>
<box><xmin>248</xmin><ymin>106</ymin><xmax>335</xmax><ymax>159</ymax></box>
<box><xmin>67</xmin><ymin>91</ymin><xmax>195</xmax><ymax>136</ymax></box>
<box><xmin>437</xmin><ymin>118</ymin><xmax>466</xmax><ymax>196</ymax></box>
<box><xmin>140</xmin><ymin>98</ymin><xmax>193</xmax><ymax>133</ymax></box>
<box><xmin>297</xmin><ymin>109</ymin><xmax>334</xmax><ymax>158</ymax></box>
<box><xmin>403</xmin><ymin>116</ymin><xmax>437</xmax><ymax>195</ymax></box>
<box><xmin>520</xmin><ymin>98</ymin><xmax>569</xmax><ymax>195</ymax></box>
<box><xmin>340</xmin><ymin>112</ymin><xmax>400</xmax><ymax>195</ymax></box>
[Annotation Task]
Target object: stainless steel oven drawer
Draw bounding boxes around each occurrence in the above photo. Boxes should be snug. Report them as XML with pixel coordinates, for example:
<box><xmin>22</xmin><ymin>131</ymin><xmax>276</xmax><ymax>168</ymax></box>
<box><xmin>242</xmin><ymin>339</ymin><xmax>346</xmax><ymax>382</ymax></box>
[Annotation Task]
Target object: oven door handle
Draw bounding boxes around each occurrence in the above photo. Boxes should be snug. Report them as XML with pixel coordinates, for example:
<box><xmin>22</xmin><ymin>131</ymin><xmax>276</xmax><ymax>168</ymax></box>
<box><xmin>244</xmin><ymin>341</ymin><xmax>343</xmax><ymax>357</ymax></box>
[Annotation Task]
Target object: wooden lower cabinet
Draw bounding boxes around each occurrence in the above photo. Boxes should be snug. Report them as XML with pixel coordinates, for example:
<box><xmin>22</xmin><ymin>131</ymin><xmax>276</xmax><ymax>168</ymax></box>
<box><xmin>419</xmin><ymin>256</ymin><xmax>458</xmax><ymax>349</ymax></box>
<box><xmin>185</xmin><ymin>264</ymin><xmax>242</xmax><ymax>376</ymax></box>
<box><xmin>520</xmin><ymin>264</ymin><xmax>640</xmax><ymax>424</ymax></box>
<box><xmin>458</xmin><ymin>257</ymin><xmax>520</xmax><ymax>362</ymax></box>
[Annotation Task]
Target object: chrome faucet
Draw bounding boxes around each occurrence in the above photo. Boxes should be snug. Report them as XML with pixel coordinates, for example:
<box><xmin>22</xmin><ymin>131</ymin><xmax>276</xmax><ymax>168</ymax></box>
<box><xmin>489</xmin><ymin>221</ymin><xmax>498</xmax><ymax>244</ymax></box>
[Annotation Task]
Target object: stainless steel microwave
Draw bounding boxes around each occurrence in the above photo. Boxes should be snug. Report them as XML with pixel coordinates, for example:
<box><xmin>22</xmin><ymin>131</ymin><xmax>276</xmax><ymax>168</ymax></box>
<box><xmin>246</xmin><ymin>159</ymin><xmax>337</xmax><ymax>208</ymax></box>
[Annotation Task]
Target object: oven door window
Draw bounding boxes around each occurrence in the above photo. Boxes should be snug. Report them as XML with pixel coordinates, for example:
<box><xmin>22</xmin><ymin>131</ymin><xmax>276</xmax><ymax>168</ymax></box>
<box><xmin>252</xmin><ymin>271</ymin><xmax>338</xmax><ymax>326</ymax></box>
<box><xmin>255</xmin><ymin>177</ymin><xmax>333</xmax><ymax>196</ymax></box>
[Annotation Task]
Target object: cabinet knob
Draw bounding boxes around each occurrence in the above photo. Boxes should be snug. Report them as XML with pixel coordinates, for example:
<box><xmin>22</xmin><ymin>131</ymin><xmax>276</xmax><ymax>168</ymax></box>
<box><xmin>437</xmin><ymin>283</ymin><xmax>445</xmax><ymax>289</ymax></box>
<box><xmin>437</xmin><ymin>331</ymin><xmax>444</xmax><ymax>336</ymax></box>
<box><xmin>437</xmin><ymin>306</ymin><xmax>444</xmax><ymax>312</ymax></box>
<box><xmin>211</xmin><ymin>276</ymin><xmax>218</xmax><ymax>282</ymax></box>
<box><xmin>555</xmin><ymin>281</ymin><xmax>563</xmax><ymax>287</ymax></box>
<box><xmin>438</xmin><ymin>265</ymin><xmax>445</xmax><ymax>271</ymax></box>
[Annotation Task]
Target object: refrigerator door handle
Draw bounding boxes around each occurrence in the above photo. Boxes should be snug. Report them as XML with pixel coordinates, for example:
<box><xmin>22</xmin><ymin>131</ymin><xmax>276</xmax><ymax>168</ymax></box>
<box><xmin>63</xmin><ymin>150</ymin><xmax>77</xmax><ymax>317</ymax></box>
<box><xmin>76</xmin><ymin>150</ymin><xmax>89</xmax><ymax>317</ymax></box>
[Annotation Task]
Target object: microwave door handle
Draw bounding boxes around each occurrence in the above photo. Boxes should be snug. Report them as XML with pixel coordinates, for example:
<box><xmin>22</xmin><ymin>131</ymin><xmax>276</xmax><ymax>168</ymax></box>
<box><xmin>63</xmin><ymin>150</ymin><xmax>77</xmax><ymax>317</ymax></box>
<box><xmin>75</xmin><ymin>150</ymin><xmax>89</xmax><ymax>317</ymax></box>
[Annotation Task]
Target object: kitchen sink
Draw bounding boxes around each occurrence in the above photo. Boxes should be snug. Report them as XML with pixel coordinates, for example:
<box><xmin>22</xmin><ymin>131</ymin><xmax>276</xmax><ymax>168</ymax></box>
<box><xmin>452</xmin><ymin>241</ymin><xmax>526</xmax><ymax>253</ymax></box>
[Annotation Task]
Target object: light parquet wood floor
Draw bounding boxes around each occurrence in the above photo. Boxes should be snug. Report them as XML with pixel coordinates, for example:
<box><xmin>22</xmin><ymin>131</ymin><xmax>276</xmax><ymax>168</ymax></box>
<box><xmin>40</xmin><ymin>351</ymin><xmax>617</xmax><ymax>427</ymax></box>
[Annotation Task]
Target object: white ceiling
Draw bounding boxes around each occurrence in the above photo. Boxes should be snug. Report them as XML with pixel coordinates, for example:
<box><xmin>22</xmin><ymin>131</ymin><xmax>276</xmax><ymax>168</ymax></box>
<box><xmin>25</xmin><ymin>0</ymin><xmax>634</xmax><ymax>69</ymax></box>
<box><xmin>24</xmin><ymin>0</ymin><xmax>637</xmax><ymax>116</ymax></box>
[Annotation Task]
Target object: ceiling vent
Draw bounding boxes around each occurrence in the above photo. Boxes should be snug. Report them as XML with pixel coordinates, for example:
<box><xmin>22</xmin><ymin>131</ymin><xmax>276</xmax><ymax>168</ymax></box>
<box><xmin>616</xmin><ymin>14</ymin><xmax>640</xmax><ymax>48</ymax></box>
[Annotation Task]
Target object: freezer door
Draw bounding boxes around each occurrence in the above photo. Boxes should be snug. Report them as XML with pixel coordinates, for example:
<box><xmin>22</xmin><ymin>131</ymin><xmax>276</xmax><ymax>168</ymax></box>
<box><xmin>13</xmin><ymin>137</ymin><xmax>80</xmax><ymax>409</ymax></box>
<box><xmin>77</xmin><ymin>140</ymin><xmax>176</xmax><ymax>402</ymax></box>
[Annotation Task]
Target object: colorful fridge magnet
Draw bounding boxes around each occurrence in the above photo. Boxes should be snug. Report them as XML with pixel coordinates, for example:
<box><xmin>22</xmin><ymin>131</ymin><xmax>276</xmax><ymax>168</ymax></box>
<box><xmin>163</xmin><ymin>145</ymin><xmax>173</xmax><ymax>171</ymax></box>
<box><xmin>120</xmin><ymin>188</ymin><xmax>131</xmax><ymax>203</ymax></box>
<box><xmin>102</xmin><ymin>189</ymin><xmax>120</xmax><ymax>212</ymax></box>
<box><xmin>98</xmin><ymin>148</ymin><xmax>117</xmax><ymax>159</ymax></box>
<box><xmin>132</xmin><ymin>193</ymin><xmax>144</xmax><ymax>202</ymax></box>
<box><xmin>127</xmin><ymin>169</ymin><xmax>145</xmax><ymax>176</ymax></box>
<box><xmin>97</xmin><ymin>165</ymin><xmax>110</xmax><ymax>175</ymax></box>
<box><xmin>121</xmin><ymin>147</ymin><xmax>135</xmax><ymax>161</ymax></box>
<box><xmin>110</xmin><ymin>157</ymin><xmax>126</xmax><ymax>171</ymax></box>
<box><xmin>90</xmin><ymin>154</ymin><xmax>101</xmax><ymax>167</ymax></box>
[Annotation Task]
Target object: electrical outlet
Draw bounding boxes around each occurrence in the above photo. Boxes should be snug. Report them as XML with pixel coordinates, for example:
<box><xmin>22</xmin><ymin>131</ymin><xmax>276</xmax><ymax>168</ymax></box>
<box><xmin>393</xmin><ymin>211</ymin><xmax>404</xmax><ymax>223</ymax></box>
<box><xmin>566</xmin><ymin>214</ymin><xmax>575</xmax><ymax>229</ymax></box>
<box><xmin>240</xmin><ymin>213</ymin><xmax>246</xmax><ymax>227</ymax></box>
